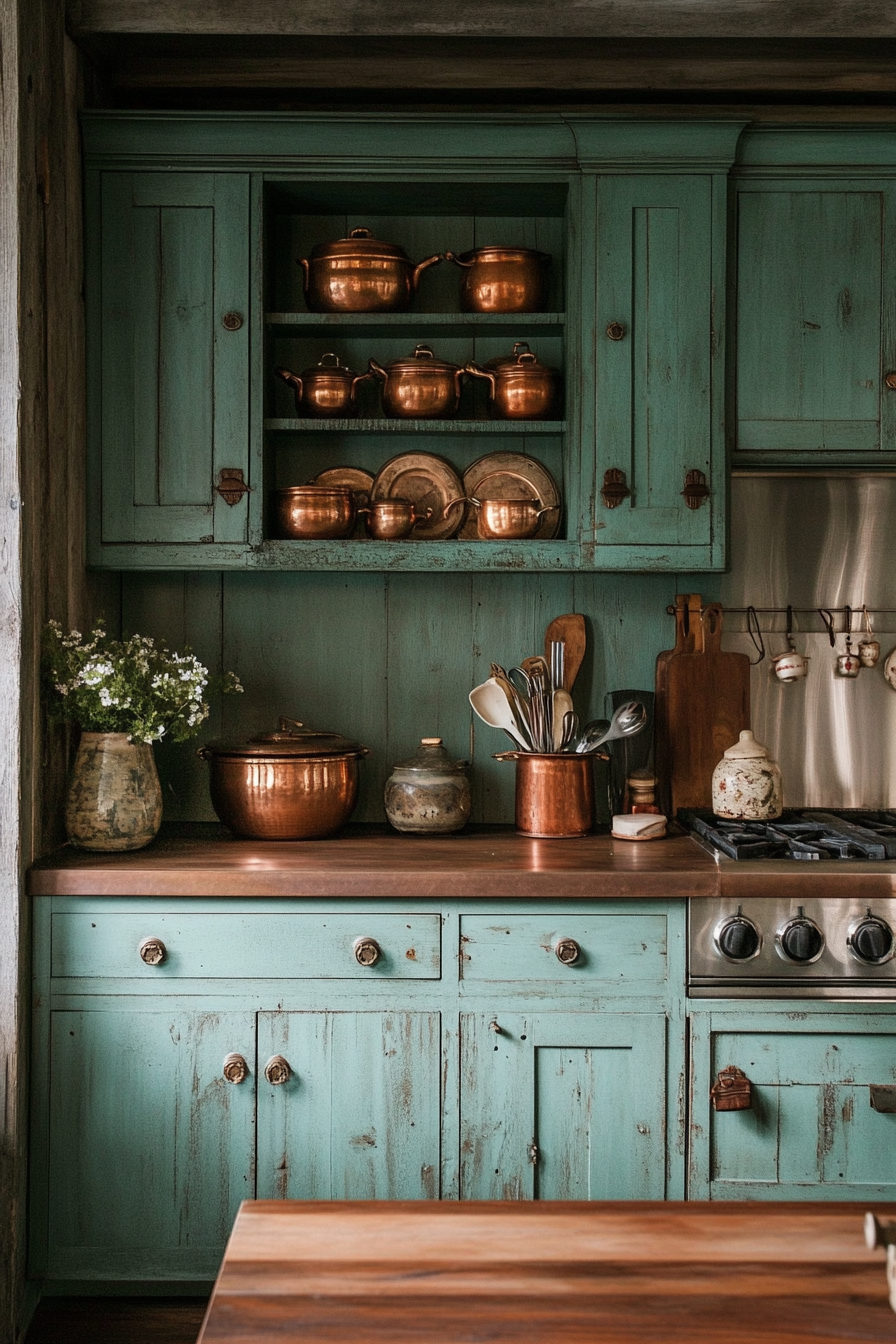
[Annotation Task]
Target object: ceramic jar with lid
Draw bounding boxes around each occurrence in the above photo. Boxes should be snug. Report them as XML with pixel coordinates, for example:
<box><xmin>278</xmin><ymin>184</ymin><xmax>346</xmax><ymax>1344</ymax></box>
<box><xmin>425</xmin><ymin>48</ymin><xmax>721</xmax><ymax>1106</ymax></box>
<box><xmin>711</xmin><ymin>730</ymin><xmax>783</xmax><ymax>821</ymax></box>
<box><xmin>384</xmin><ymin>737</ymin><xmax>471</xmax><ymax>834</ymax></box>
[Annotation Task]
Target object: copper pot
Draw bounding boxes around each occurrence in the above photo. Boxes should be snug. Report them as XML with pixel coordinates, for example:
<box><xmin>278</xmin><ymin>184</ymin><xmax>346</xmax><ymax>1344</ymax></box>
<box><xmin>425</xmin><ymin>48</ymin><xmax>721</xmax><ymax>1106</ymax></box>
<box><xmin>275</xmin><ymin>354</ymin><xmax>371</xmax><ymax>418</ymax></box>
<box><xmin>368</xmin><ymin>344</ymin><xmax>466</xmax><ymax>419</ymax></box>
<box><xmin>445</xmin><ymin>494</ymin><xmax>551</xmax><ymax>540</ymax></box>
<box><xmin>275</xmin><ymin>485</ymin><xmax>356</xmax><ymax>539</ymax></box>
<box><xmin>361</xmin><ymin>498</ymin><xmax>432</xmax><ymax>539</ymax></box>
<box><xmin>299</xmin><ymin>227</ymin><xmax>443</xmax><ymax>314</ymax></box>
<box><xmin>512</xmin><ymin>753</ymin><xmax>595</xmax><ymax>838</ymax></box>
<box><xmin>198</xmin><ymin>717</ymin><xmax>369</xmax><ymax>840</ymax></box>
<box><xmin>466</xmin><ymin>342</ymin><xmax>561</xmax><ymax>420</ymax></box>
<box><xmin>445</xmin><ymin>246</ymin><xmax>551</xmax><ymax>313</ymax></box>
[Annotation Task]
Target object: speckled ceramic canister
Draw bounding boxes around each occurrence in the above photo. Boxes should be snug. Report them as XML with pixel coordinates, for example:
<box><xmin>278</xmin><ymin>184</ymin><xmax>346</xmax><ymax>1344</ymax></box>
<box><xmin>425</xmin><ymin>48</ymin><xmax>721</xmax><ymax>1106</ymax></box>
<box><xmin>384</xmin><ymin>737</ymin><xmax>471</xmax><ymax>834</ymax></box>
<box><xmin>711</xmin><ymin>729</ymin><xmax>783</xmax><ymax>821</ymax></box>
<box><xmin>65</xmin><ymin>731</ymin><xmax>163</xmax><ymax>851</ymax></box>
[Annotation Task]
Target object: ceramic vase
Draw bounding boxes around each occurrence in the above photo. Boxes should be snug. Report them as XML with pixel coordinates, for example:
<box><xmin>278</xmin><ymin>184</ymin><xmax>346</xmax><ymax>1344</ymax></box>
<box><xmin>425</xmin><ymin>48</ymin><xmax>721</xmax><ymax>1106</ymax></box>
<box><xmin>65</xmin><ymin>732</ymin><xmax>163</xmax><ymax>851</ymax></box>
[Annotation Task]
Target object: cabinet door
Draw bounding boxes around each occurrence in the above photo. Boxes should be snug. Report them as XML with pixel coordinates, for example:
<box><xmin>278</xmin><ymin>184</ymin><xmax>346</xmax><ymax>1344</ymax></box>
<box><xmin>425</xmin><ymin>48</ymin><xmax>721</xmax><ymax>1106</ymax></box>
<box><xmin>46</xmin><ymin>1008</ymin><xmax>255</xmax><ymax>1280</ymax></box>
<box><xmin>593</xmin><ymin>176</ymin><xmax>720</xmax><ymax>564</ymax></box>
<box><xmin>460</xmin><ymin>1012</ymin><xmax>668</xmax><ymax>1200</ymax></box>
<box><xmin>690</xmin><ymin>1010</ymin><xmax>896</xmax><ymax>1200</ymax></box>
<box><xmin>735</xmin><ymin>183</ymin><xmax>896</xmax><ymax>463</ymax></box>
<box><xmin>97</xmin><ymin>172</ymin><xmax>251</xmax><ymax>545</ymax></box>
<box><xmin>257</xmin><ymin>1011</ymin><xmax>441</xmax><ymax>1200</ymax></box>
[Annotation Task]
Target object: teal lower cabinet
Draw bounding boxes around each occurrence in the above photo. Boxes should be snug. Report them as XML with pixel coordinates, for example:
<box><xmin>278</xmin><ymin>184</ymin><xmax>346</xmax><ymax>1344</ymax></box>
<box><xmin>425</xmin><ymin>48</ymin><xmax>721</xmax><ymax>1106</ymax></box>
<box><xmin>256</xmin><ymin>1010</ymin><xmax>442</xmax><ymax>1201</ymax></box>
<box><xmin>689</xmin><ymin>1007</ymin><xmax>896</xmax><ymax>1200</ymax></box>
<box><xmin>30</xmin><ymin>896</ymin><xmax>685</xmax><ymax>1287</ymax></box>
<box><xmin>459</xmin><ymin>1012</ymin><xmax>670</xmax><ymax>1200</ymax></box>
<box><xmin>45</xmin><ymin>1007</ymin><xmax>255</xmax><ymax>1281</ymax></box>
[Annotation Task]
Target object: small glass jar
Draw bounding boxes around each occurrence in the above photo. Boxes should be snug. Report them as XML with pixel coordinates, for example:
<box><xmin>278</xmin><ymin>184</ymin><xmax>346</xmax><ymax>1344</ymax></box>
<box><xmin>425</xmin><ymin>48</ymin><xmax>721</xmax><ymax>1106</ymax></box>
<box><xmin>384</xmin><ymin>738</ymin><xmax>471</xmax><ymax>834</ymax></box>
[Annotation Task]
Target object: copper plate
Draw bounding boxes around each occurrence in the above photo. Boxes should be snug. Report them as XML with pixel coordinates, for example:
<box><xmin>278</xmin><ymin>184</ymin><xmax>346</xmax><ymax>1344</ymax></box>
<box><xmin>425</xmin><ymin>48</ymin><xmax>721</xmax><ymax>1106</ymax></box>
<box><xmin>371</xmin><ymin>453</ymin><xmax>466</xmax><ymax>540</ymax></box>
<box><xmin>460</xmin><ymin>452</ymin><xmax>561</xmax><ymax>540</ymax></box>
<box><xmin>312</xmin><ymin>467</ymin><xmax>374</xmax><ymax>537</ymax></box>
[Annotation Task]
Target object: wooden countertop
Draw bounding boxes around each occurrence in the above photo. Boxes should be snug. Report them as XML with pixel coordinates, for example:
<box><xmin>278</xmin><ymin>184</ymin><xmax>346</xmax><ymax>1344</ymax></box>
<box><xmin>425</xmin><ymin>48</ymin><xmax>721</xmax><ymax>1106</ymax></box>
<box><xmin>198</xmin><ymin>1200</ymin><xmax>896</xmax><ymax>1343</ymax></box>
<box><xmin>28</xmin><ymin>822</ymin><xmax>720</xmax><ymax>898</ymax></box>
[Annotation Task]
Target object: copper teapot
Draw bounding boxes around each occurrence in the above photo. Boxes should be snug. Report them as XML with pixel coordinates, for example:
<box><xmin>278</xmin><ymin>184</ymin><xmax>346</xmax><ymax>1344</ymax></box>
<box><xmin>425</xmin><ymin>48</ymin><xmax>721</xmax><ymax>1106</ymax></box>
<box><xmin>275</xmin><ymin>354</ymin><xmax>371</xmax><ymax>418</ymax></box>
<box><xmin>299</xmin><ymin>227</ymin><xmax>443</xmax><ymax>313</ymax></box>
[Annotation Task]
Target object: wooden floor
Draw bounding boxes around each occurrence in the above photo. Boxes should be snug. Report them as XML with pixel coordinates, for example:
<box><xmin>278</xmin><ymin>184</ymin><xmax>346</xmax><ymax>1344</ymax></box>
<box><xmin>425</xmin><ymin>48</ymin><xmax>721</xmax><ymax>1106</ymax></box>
<box><xmin>24</xmin><ymin>1297</ymin><xmax>209</xmax><ymax>1344</ymax></box>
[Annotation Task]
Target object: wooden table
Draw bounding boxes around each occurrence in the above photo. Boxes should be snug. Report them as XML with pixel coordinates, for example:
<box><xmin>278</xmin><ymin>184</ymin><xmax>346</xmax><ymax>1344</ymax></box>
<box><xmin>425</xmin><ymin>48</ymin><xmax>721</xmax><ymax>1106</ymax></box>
<box><xmin>197</xmin><ymin>1200</ymin><xmax>895</xmax><ymax>1343</ymax></box>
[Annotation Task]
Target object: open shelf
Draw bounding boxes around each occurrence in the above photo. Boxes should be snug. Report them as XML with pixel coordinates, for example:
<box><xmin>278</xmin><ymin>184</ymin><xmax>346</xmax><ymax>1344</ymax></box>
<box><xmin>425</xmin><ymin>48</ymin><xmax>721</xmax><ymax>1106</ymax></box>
<box><xmin>265</xmin><ymin>418</ymin><xmax>567</xmax><ymax>434</ymax></box>
<box><xmin>266</xmin><ymin>312</ymin><xmax>566</xmax><ymax>332</ymax></box>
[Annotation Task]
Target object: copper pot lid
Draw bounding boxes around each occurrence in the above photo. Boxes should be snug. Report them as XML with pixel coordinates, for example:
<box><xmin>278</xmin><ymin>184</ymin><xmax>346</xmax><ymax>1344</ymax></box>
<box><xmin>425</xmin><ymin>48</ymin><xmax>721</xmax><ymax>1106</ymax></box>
<box><xmin>454</xmin><ymin>245</ymin><xmax>550</xmax><ymax>264</ymax></box>
<box><xmin>379</xmin><ymin>344</ymin><xmax>461</xmax><ymax>375</ymax></box>
<box><xmin>301</xmin><ymin>352</ymin><xmax>359</xmax><ymax>380</ymax></box>
<box><xmin>204</xmin><ymin>717</ymin><xmax>366</xmax><ymax>759</ymax></box>
<box><xmin>308</xmin><ymin>227</ymin><xmax>413</xmax><ymax>262</ymax></box>
<box><xmin>485</xmin><ymin>342</ymin><xmax>559</xmax><ymax>375</ymax></box>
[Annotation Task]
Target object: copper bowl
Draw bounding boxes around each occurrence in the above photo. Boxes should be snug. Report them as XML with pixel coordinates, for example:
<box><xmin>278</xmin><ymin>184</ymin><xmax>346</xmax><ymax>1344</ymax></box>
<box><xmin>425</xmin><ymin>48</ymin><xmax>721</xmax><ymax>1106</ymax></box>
<box><xmin>276</xmin><ymin>485</ymin><xmax>356</xmax><ymax>539</ymax></box>
<box><xmin>299</xmin><ymin>227</ymin><xmax>443</xmax><ymax>314</ymax></box>
<box><xmin>198</xmin><ymin>718</ymin><xmax>369</xmax><ymax>840</ymax></box>
<box><xmin>445</xmin><ymin>246</ymin><xmax>551</xmax><ymax>313</ymax></box>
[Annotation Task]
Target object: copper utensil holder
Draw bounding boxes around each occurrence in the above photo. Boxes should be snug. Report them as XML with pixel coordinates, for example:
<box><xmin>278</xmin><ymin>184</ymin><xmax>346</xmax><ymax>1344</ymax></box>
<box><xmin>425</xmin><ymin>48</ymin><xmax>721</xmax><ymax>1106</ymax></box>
<box><xmin>513</xmin><ymin>753</ymin><xmax>595</xmax><ymax>838</ymax></box>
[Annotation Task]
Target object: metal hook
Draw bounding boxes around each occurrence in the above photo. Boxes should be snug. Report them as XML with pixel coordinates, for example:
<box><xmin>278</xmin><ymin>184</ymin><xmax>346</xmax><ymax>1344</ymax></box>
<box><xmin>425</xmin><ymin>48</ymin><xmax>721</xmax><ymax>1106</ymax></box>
<box><xmin>746</xmin><ymin>606</ymin><xmax>765</xmax><ymax>665</ymax></box>
<box><xmin>863</xmin><ymin>604</ymin><xmax>874</xmax><ymax>639</ymax></box>
<box><xmin>786</xmin><ymin>604</ymin><xmax>796</xmax><ymax>652</ymax></box>
<box><xmin>845</xmin><ymin>605</ymin><xmax>852</xmax><ymax>636</ymax></box>
<box><xmin>819</xmin><ymin>609</ymin><xmax>836</xmax><ymax>647</ymax></box>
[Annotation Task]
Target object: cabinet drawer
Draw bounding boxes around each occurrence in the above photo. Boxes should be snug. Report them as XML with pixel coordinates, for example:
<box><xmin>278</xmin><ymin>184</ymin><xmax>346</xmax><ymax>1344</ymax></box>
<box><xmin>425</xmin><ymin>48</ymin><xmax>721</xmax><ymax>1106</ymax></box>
<box><xmin>51</xmin><ymin>913</ymin><xmax>441</xmax><ymax>980</ymax></box>
<box><xmin>459</xmin><ymin>914</ymin><xmax>667</xmax><ymax>987</ymax></box>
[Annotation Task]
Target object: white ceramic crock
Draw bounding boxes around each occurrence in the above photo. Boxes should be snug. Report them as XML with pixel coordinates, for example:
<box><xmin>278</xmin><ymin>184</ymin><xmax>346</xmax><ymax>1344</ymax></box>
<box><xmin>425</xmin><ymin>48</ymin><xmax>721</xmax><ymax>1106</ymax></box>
<box><xmin>711</xmin><ymin>729</ymin><xmax>783</xmax><ymax>821</ymax></box>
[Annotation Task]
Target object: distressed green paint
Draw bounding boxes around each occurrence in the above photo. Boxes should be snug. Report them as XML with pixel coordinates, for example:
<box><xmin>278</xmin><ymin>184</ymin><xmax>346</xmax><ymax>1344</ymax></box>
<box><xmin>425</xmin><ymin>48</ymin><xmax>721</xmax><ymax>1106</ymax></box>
<box><xmin>46</xmin><ymin>1007</ymin><xmax>255</xmax><ymax>1280</ymax></box>
<box><xmin>689</xmin><ymin>1008</ymin><xmax>896</xmax><ymax>1200</ymax></box>
<box><xmin>458</xmin><ymin>913</ymin><xmax>668</xmax><ymax>987</ymax></box>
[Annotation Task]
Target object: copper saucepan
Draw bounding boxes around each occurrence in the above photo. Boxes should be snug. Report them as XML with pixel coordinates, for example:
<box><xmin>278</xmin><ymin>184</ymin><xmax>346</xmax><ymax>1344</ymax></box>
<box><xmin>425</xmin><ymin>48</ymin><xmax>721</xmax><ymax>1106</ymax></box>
<box><xmin>368</xmin><ymin>345</ymin><xmax>466</xmax><ymax>419</ymax></box>
<box><xmin>445</xmin><ymin>245</ymin><xmax>551</xmax><ymax>313</ymax></box>
<box><xmin>299</xmin><ymin>228</ymin><xmax>443</xmax><ymax>313</ymax></box>
<box><xmin>275</xmin><ymin>485</ymin><xmax>356</xmax><ymax>539</ymax></box>
<box><xmin>360</xmin><ymin>498</ymin><xmax>433</xmax><ymax>539</ymax></box>
<box><xmin>465</xmin><ymin>342</ymin><xmax>561</xmax><ymax>420</ymax></box>
<box><xmin>275</xmin><ymin>354</ymin><xmax>371</xmax><ymax>418</ymax></box>
<box><xmin>444</xmin><ymin>494</ymin><xmax>551</xmax><ymax>540</ymax></box>
<box><xmin>198</xmin><ymin>716</ymin><xmax>369</xmax><ymax>840</ymax></box>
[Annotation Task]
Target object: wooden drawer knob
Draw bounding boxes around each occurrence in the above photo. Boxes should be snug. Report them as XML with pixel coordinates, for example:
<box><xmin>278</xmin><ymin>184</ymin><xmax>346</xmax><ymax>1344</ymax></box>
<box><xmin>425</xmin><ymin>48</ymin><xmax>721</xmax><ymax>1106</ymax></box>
<box><xmin>139</xmin><ymin>937</ymin><xmax>166</xmax><ymax>966</ymax></box>
<box><xmin>353</xmin><ymin>937</ymin><xmax>381</xmax><ymax>967</ymax></box>
<box><xmin>222</xmin><ymin>1053</ymin><xmax>249</xmax><ymax>1085</ymax></box>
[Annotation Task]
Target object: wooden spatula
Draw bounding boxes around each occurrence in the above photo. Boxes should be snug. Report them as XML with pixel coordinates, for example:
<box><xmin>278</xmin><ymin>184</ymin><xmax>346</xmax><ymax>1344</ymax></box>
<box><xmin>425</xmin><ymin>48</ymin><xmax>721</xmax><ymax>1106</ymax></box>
<box><xmin>544</xmin><ymin>613</ymin><xmax>586</xmax><ymax>693</ymax></box>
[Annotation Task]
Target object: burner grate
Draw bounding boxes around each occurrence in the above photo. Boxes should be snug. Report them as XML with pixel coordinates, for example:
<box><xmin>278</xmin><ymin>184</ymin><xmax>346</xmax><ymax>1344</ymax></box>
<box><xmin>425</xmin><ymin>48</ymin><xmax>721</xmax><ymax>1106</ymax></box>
<box><xmin>680</xmin><ymin>808</ymin><xmax>896</xmax><ymax>861</ymax></box>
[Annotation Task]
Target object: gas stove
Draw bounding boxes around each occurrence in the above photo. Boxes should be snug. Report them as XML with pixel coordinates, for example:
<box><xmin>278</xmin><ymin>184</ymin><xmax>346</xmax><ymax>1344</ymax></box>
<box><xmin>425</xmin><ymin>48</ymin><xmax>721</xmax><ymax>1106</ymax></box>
<box><xmin>681</xmin><ymin>808</ymin><xmax>896</xmax><ymax>999</ymax></box>
<box><xmin>681</xmin><ymin>808</ymin><xmax>896</xmax><ymax>862</ymax></box>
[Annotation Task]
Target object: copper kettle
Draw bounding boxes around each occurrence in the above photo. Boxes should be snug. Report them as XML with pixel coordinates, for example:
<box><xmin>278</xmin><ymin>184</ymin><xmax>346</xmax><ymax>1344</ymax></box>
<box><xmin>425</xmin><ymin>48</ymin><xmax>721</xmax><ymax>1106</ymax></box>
<box><xmin>299</xmin><ymin>227</ymin><xmax>443</xmax><ymax>314</ymax></box>
<box><xmin>276</xmin><ymin>354</ymin><xmax>371</xmax><ymax>418</ymax></box>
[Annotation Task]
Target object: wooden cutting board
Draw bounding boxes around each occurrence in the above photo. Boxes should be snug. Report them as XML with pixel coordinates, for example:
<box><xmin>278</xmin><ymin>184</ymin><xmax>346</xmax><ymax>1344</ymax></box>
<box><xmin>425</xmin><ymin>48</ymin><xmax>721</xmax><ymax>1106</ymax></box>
<box><xmin>655</xmin><ymin>597</ymin><xmax>751</xmax><ymax>814</ymax></box>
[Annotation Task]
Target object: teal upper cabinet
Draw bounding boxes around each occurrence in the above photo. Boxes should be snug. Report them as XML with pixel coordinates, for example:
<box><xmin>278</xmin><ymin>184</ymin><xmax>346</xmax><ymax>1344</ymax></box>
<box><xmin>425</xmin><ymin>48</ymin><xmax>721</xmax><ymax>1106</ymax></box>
<box><xmin>88</xmin><ymin>170</ymin><xmax>252</xmax><ymax>555</ymax></box>
<box><xmin>83</xmin><ymin>113</ymin><xmax>744</xmax><ymax>571</ymax></box>
<box><xmin>734</xmin><ymin>128</ymin><xmax>896</xmax><ymax>467</ymax></box>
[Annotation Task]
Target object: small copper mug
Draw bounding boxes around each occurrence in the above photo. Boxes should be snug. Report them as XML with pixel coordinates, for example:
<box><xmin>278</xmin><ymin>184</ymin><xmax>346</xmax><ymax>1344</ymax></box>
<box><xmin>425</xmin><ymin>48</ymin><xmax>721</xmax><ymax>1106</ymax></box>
<box><xmin>361</xmin><ymin>498</ymin><xmax>432</xmax><ymax>540</ymax></box>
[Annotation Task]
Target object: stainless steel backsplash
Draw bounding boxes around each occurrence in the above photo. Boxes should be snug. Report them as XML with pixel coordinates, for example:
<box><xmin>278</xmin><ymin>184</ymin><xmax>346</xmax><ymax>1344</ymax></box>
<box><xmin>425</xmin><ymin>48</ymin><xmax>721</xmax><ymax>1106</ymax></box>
<box><xmin>711</xmin><ymin>475</ymin><xmax>896</xmax><ymax>808</ymax></box>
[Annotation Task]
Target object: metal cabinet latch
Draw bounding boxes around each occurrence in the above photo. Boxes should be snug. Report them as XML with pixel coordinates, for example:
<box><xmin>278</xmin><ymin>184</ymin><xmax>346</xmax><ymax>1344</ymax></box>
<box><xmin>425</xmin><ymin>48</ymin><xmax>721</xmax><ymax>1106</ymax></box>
<box><xmin>215</xmin><ymin>468</ymin><xmax>252</xmax><ymax>506</ymax></box>
<box><xmin>527</xmin><ymin>1139</ymin><xmax>539</xmax><ymax>1165</ymax></box>
<box><xmin>710</xmin><ymin>1065</ymin><xmax>753</xmax><ymax>1111</ymax></box>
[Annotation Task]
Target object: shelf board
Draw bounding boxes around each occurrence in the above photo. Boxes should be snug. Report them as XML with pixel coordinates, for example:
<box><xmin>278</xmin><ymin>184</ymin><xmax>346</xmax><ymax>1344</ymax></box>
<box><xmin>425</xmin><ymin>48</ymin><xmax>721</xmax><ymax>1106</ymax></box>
<box><xmin>253</xmin><ymin>538</ymin><xmax>580</xmax><ymax>572</ymax></box>
<box><xmin>266</xmin><ymin>312</ymin><xmax>565</xmax><ymax>330</ymax></box>
<box><xmin>265</xmin><ymin>418</ymin><xmax>566</xmax><ymax>433</ymax></box>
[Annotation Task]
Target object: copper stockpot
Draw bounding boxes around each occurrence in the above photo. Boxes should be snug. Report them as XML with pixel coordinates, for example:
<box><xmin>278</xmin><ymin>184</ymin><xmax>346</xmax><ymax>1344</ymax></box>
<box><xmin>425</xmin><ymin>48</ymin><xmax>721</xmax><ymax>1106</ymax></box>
<box><xmin>361</xmin><ymin>498</ymin><xmax>432</xmax><ymax>539</ymax></box>
<box><xmin>299</xmin><ymin>228</ymin><xmax>443</xmax><ymax>313</ymax></box>
<box><xmin>275</xmin><ymin>354</ymin><xmax>371</xmax><ymax>418</ymax></box>
<box><xmin>445</xmin><ymin>246</ymin><xmax>551</xmax><ymax>313</ymax></box>
<box><xmin>275</xmin><ymin>485</ymin><xmax>356</xmax><ymax>539</ymax></box>
<box><xmin>466</xmin><ymin>342</ymin><xmax>561</xmax><ymax>420</ymax></box>
<box><xmin>511</xmin><ymin>753</ymin><xmax>595</xmax><ymax>837</ymax></box>
<box><xmin>368</xmin><ymin>344</ymin><xmax>466</xmax><ymax>419</ymax></box>
<box><xmin>198</xmin><ymin>717</ymin><xmax>369</xmax><ymax>840</ymax></box>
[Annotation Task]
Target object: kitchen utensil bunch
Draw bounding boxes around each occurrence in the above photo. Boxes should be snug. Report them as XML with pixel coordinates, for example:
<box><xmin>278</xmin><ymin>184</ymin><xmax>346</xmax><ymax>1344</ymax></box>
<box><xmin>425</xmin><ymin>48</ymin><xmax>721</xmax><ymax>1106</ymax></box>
<box><xmin>470</xmin><ymin>649</ymin><xmax>646</xmax><ymax>757</ymax></box>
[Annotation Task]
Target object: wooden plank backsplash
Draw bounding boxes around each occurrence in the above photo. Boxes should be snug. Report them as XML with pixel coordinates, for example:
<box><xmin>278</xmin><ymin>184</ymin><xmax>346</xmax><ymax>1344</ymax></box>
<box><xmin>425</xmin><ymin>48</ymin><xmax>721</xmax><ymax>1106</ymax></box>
<box><xmin>121</xmin><ymin>570</ymin><xmax>679</xmax><ymax>825</ymax></box>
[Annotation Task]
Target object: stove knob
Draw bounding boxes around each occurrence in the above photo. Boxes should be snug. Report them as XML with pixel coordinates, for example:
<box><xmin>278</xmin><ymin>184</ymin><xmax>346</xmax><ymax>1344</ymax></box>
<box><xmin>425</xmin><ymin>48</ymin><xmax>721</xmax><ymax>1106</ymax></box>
<box><xmin>848</xmin><ymin>914</ymin><xmax>894</xmax><ymax>965</ymax></box>
<box><xmin>715</xmin><ymin>916</ymin><xmax>761</xmax><ymax>962</ymax></box>
<box><xmin>777</xmin><ymin>916</ymin><xmax>824</xmax><ymax>964</ymax></box>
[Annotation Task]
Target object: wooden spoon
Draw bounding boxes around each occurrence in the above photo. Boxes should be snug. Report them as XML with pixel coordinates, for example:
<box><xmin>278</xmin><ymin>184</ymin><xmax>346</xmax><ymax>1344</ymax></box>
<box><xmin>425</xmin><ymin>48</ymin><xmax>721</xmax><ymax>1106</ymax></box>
<box><xmin>543</xmin><ymin>613</ymin><xmax>586</xmax><ymax>693</ymax></box>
